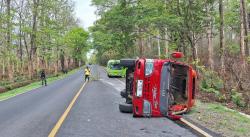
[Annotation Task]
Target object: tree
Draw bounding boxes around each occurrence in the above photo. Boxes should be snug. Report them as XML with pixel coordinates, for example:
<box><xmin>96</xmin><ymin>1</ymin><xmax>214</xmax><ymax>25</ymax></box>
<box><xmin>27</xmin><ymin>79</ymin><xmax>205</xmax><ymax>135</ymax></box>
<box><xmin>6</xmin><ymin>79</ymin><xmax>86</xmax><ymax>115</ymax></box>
<box><xmin>0</xmin><ymin>0</ymin><xmax>85</xmax><ymax>82</ymax></box>
<box><xmin>206</xmin><ymin>0</ymin><xmax>215</xmax><ymax>70</ymax></box>
<box><xmin>219</xmin><ymin>0</ymin><xmax>225</xmax><ymax>73</ymax></box>
<box><xmin>240</xmin><ymin>0</ymin><xmax>246</xmax><ymax>68</ymax></box>
<box><xmin>64</xmin><ymin>27</ymin><xmax>89</xmax><ymax>67</ymax></box>
<box><xmin>242</xmin><ymin>0</ymin><xmax>249</xmax><ymax>56</ymax></box>
<box><xmin>6</xmin><ymin>0</ymin><xmax>14</xmax><ymax>81</ymax></box>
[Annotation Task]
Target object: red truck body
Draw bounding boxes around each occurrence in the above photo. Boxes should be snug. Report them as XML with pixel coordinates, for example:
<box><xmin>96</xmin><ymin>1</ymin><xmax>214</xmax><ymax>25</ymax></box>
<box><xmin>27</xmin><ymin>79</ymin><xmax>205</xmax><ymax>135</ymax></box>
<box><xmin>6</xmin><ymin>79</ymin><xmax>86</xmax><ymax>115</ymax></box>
<box><xmin>132</xmin><ymin>58</ymin><xmax>196</xmax><ymax>119</ymax></box>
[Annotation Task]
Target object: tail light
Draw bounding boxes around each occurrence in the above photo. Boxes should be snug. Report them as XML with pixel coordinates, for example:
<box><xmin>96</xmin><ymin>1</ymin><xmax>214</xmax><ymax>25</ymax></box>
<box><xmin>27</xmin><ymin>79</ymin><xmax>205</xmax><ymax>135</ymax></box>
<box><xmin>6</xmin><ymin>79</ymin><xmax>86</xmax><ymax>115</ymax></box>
<box><xmin>143</xmin><ymin>100</ymin><xmax>151</xmax><ymax>117</ymax></box>
<box><xmin>145</xmin><ymin>59</ymin><xmax>154</xmax><ymax>76</ymax></box>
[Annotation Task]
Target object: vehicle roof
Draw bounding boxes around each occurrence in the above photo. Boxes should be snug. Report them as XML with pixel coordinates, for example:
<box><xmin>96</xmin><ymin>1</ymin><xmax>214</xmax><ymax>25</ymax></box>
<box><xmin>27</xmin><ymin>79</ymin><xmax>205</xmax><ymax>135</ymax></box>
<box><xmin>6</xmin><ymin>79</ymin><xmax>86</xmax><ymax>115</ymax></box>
<box><xmin>107</xmin><ymin>60</ymin><xmax>120</xmax><ymax>64</ymax></box>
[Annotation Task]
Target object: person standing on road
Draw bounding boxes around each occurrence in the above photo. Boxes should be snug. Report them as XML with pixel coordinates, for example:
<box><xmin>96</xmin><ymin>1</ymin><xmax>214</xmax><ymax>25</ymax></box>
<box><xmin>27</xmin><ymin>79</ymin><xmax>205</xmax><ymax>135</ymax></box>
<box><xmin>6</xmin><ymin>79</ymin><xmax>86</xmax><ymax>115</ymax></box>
<box><xmin>84</xmin><ymin>66</ymin><xmax>91</xmax><ymax>82</ymax></box>
<box><xmin>40</xmin><ymin>69</ymin><xmax>47</xmax><ymax>86</ymax></box>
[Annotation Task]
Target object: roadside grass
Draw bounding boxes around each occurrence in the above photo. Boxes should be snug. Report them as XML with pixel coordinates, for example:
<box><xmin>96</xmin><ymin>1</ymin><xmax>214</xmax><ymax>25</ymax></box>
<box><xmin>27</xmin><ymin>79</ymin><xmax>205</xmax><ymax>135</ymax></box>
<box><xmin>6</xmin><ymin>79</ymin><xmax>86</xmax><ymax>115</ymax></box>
<box><xmin>0</xmin><ymin>68</ymin><xmax>80</xmax><ymax>101</ymax></box>
<box><xmin>187</xmin><ymin>100</ymin><xmax>250</xmax><ymax>137</ymax></box>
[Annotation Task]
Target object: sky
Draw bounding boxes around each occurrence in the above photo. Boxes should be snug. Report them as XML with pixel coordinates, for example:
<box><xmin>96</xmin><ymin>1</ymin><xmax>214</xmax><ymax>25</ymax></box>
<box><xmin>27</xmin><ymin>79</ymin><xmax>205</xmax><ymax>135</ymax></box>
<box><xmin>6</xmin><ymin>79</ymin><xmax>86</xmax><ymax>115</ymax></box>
<box><xmin>73</xmin><ymin>0</ymin><xmax>97</xmax><ymax>30</ymax></box>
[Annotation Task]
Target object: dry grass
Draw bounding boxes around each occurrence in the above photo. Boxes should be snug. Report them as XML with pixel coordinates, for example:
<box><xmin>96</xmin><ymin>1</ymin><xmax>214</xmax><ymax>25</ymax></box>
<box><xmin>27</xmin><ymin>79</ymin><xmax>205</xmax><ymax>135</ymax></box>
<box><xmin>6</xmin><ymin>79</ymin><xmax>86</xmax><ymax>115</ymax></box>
<box><xmin>187</xmin><ymin>100</ymin><xmax>250</xmax><ymax>137</ymax></box>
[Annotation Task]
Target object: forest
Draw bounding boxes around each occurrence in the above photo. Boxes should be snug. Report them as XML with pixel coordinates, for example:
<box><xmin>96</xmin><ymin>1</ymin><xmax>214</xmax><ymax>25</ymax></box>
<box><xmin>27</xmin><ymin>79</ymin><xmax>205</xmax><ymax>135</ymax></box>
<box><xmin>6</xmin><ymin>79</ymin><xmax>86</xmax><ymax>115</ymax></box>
<box><xmin>0</xmin><ymin>0</ymin><xmax>89</xmax><ymax>91</ymax></box>
<box><xmin>90</xmin><ymin>0</ymin><xmax>250</xmax><ymax>112</ymax></box>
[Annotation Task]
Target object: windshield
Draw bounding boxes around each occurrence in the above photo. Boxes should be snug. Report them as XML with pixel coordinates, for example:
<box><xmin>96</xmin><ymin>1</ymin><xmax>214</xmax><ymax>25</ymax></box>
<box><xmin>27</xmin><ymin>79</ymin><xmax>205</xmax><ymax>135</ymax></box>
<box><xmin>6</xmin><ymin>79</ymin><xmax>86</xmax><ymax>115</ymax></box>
<box><xmin>110</xmin><ymin>64</ymin><xmax>122</xmax><ymax>70</ymax></box>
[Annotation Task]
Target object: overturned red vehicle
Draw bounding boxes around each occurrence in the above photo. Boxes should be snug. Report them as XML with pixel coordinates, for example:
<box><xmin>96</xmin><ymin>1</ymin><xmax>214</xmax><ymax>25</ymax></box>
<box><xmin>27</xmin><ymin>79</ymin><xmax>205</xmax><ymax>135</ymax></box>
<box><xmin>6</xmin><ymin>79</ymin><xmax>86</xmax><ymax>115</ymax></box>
<box><xmin>119</xmin><ymin>53</ymin><xmax>197</xmax><ymax>120</ymax></box>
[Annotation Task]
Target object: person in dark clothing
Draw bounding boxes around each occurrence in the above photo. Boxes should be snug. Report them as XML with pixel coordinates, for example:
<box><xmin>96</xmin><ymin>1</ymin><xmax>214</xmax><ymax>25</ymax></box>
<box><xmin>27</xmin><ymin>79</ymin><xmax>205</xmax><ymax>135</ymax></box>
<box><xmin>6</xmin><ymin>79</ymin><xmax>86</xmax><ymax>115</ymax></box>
<box><xmin>40</xmin><ymin>70</ymin><xmax>47</xmax><ymax>86</ymax></box>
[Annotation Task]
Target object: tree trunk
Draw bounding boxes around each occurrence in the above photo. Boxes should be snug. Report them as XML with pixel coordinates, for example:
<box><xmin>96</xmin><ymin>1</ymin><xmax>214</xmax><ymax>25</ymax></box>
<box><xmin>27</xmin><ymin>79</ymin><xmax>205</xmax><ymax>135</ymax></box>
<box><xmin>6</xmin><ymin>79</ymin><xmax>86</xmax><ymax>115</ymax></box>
<box><xmin>65</xmin><ymin>57</ymin><xmax>69</xmax><ymax>70</ymax></box>
<box><xmin>2</xmin><ymin>60</ymin><xmax>5</xmax><ymax>80</ymax></box>
<box><xmin>241</xmin><ymin>0</ymin><xmax>249</xmax><ymax>56</ymax></box>
<box><xmin>19</xmin><ymin>31</ymin><xmax>23</xmax><ymax>73</ymax></box>
<box><xmin>6</xmin><ymin>0</ymin><xmax>11</xmax><ymax>49</ymax></box>
<box><xmin>7</xmin><ymin>61</ymin><xmax>14</xmax><ymax>82</ymax></box>
<box><xmin>138</xmin><ymin>28</ymin><xmax>143</xmax><ymax>57</ymax></box>
<box><xmin>54</xmin><ymin>62</ymin><xmax>58</xmax><ymax>75</ymax></box>
<box><xmin>207</xmin><ymin>26</ymin><xmax>214</xmax><ymax>70</ymax></box>
<box><xmin>36</xmin><ymin>54</ymin><xmax>40</xmax><ymax>72</ymax></box>
<box><xmin>28</xmin><ymin>61</ymin><xmax>33</xmax><ymax>79</ymax></box>
<box><xmin>157</xmin><ymin>33</ymin><xmax>161</xmax><ymax>59</ymax></box>
<box><xmin>206</xmin><ymin>4</ymin><xmax>214</xmax><ymax>70</ymax></box>
<box><xmin>165</xmin><ymin>29</ymin><xmax>169</xmax><ymax>58</ymax></box>
<box><xmin>74</xmin><ymin>58</ymin><xmax>78</xmax><ymax>67</ymax></box>
<box><xmin>240</xmin><ymin>0</ymin><xmax>246</xmax><ymax>69</ymax></box>
<box><xmin>6</xmin><ymin>0</ymin><xmax>14</xmax><ymax>81</ymax></box>
<box><xmin>68</xmin><ymin>58</ymin><xmax>71</xmax><ymax>69</ymax></box>
<box><xmin>187</xmin><ymin>32</ymin><xmax>198</xmax><ymax>63</ymax></box>
<box><xmin>29</xmin><ymin>0</ymin><xmax>39</xmax><ymax>79</ymax></box>
<box><xmin>60</xmin><ymin>51</ymin><xmax>65</xmax><ymax>72</ymax></box>
<box><xmin>23</xmin><ymin>33</ymin><xmax>32</xmax><ymax>78</ymax></box>
<box><xmin>219</xmin><ymin>0</ymin><xmax>225</xmax><ymax>73</ymax></box>
<box><xmin>191</xmin><ymin>43</ymin><xmax>198</xmax><ymax>62</ymax></box>
<box><xmin>18</xmin><ymin>3</ymin><xmax>24</xmax><ymax>74</ymax></box>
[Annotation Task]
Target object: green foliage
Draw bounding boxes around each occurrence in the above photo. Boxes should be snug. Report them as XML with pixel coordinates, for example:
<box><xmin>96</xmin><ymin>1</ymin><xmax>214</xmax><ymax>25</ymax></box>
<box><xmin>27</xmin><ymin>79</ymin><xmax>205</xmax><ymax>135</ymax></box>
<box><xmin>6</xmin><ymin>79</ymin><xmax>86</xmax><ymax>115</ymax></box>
<box><xmin>64</xmin><ymin>27</ymin><xmax>89</xmax><ymax>61</ymax></box>
<box><xmin>227</xmin><ymin>42</ymin><xmax>241</xmax><ymax>55</ymax></box>
<box><xmin>247</xmin><ymin>56</ymin><xmax>250</xmax><ymax>63</ymax></box>
<box><xmin>0</xmin><ymin>0</ymin><xmax>82</xmax><ymax>81</ymax></box>
<box><xmin>91</xmin><ymin>0</ymin><xmax>136</xmax><ymax>59</ymax></box>
<box><xmin>231</xmin><ymin>89</ymin><xmax>246</xmax><ymax>107</ymax></box>
<box><xmin>223</xmin><ymin>0</ymin><xmax>240</xmax><ymax>31</ymax></box>
<box><xmin>199</xmin><ymin>67</ymin><xmax>224</xmax><ymax>95</ymax></box>
<box><xmin>91</xmin><ymin>0</ymin><xmax>211</xmax><ymax>62</ymax></box>
<box><xmin>98</xmin><ymin>49</ymin><xmax>122</xmax><ymax>65</ymax></box>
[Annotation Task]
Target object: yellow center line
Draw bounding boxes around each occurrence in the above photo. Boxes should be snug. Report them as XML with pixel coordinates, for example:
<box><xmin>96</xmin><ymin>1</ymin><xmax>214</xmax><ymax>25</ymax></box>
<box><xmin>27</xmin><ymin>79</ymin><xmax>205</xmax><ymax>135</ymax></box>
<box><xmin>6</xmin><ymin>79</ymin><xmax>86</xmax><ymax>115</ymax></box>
<box><xmin>48</xmin><ymin>82</ymin><xmax>87</xmax><ymax>137</ymax></box>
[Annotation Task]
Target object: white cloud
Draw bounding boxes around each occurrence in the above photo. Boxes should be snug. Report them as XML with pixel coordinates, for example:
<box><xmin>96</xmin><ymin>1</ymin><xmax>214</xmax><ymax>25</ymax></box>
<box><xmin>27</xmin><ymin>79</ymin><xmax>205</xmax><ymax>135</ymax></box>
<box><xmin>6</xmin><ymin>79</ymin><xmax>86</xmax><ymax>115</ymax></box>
<box><xmin>73</xmin><ymin>0</ymin><xmax>97</xmax><ymax>30</ymax></box>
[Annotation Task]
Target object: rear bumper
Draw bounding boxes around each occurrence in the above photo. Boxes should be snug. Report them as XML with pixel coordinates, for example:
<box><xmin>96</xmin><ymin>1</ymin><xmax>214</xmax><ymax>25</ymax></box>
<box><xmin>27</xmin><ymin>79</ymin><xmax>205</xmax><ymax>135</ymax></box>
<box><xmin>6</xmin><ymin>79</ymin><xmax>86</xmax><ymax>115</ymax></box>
<box><xmin>107</xmin><ymin>70</ymin><xmax>125</xmax><ymax>77</ymax></box>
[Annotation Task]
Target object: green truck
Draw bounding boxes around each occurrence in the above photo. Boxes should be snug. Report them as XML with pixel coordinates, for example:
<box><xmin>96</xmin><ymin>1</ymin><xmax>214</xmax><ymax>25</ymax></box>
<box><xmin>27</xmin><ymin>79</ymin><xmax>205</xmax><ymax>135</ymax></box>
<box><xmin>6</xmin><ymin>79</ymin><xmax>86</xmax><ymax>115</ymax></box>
<box><xmin>107</xmin><ymin>60</ymin><xmax>126</xmax><ymax>78</ymax></box>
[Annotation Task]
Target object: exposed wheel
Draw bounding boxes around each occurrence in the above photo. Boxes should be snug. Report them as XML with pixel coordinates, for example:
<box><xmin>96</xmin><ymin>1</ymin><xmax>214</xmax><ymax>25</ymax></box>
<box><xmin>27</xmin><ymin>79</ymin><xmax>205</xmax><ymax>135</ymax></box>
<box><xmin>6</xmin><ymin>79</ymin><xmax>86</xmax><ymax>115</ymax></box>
<box><xmin>120</xmin><ymin>90</ymin><xmax>127</xmax><ymax>98</ymax></box>
<box><xmin>120</xmin><ymin>59</ymin><xmax>136</xmax><ymax>68</ymax></box>
<box><xmin>119</xmin><ymin>103</ymin><xmax>132</xmax><ymax>113</ymax></box>
<box><xmin>125</xmin><ymin>98</ymin><xmax>132</xmax><ymax>104</ymax></box>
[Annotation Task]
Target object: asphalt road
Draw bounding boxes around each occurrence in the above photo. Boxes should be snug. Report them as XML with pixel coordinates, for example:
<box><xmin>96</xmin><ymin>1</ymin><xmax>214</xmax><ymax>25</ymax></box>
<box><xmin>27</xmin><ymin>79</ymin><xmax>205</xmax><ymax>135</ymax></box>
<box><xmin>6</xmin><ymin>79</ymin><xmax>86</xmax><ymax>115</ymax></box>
<box><xmin>0</xmin><ymin>65</ymin><xmax>197</xmax><ymax>137</ymax></box>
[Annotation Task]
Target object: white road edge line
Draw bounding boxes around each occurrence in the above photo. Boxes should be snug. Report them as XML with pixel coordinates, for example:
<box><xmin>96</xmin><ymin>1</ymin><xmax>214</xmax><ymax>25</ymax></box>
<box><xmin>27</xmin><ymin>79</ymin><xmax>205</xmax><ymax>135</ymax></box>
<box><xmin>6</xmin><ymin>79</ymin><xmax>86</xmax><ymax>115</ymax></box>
<box><xmin>115</xmin><ymin>78</ymin><xmax>125</xmax><ymax>85</ymax></box>
<box><xmin>180</xmin><ymin>118</ymin><xmax>213</xmax><ymax>137</ymax></box>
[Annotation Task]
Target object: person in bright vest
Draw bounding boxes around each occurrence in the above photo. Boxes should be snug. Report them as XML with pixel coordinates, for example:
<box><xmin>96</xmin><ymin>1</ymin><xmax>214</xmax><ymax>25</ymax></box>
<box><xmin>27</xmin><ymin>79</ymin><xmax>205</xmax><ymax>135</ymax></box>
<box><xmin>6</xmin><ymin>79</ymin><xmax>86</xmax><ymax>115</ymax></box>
<box><xmin>84</xmin><ymin>66</ymin><xmax>91</xmax><ymax>82</ymax></box>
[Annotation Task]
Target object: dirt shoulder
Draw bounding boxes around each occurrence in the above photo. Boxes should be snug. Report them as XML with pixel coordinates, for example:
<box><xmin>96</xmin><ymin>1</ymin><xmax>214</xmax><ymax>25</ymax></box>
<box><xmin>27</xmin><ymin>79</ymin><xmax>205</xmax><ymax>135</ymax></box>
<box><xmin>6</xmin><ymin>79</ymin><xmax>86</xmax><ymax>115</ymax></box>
<box><xmin>186</xmin><ymin>100</ymin><xmax>250</xmax><ymax>137</ymax></box>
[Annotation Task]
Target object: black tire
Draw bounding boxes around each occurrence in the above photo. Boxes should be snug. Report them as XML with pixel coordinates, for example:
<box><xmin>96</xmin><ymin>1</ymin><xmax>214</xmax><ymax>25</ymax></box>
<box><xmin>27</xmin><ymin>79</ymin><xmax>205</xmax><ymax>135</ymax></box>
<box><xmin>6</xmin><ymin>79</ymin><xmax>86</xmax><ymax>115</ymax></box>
<box><xmin>120</xmin><ymin>90</ymin><xmax>127</xmax><ymax>98</ymax></box>
<box><xmin>119</xmin><ymin>103</ymin><xmax>133</xmax><ymax>113</ymax></box>
<box><xmin>120</xmin><ymin>59</ymin><xmax>136</xmax><ymax>68</ymax></box>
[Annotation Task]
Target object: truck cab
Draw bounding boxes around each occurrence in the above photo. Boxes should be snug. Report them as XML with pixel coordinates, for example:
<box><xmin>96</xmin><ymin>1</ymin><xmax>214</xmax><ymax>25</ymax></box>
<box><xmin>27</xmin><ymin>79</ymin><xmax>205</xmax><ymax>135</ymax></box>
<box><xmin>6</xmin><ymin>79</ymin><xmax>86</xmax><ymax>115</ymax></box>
<box><xmin>132</xmin><ymin>58</ymin><xmax>196</xmax><ymax>119</ymax></box>
<box><xmin>119</xmin><ymin>53</ymin><xmax>197</xmax><ymax>120</ymax></box>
